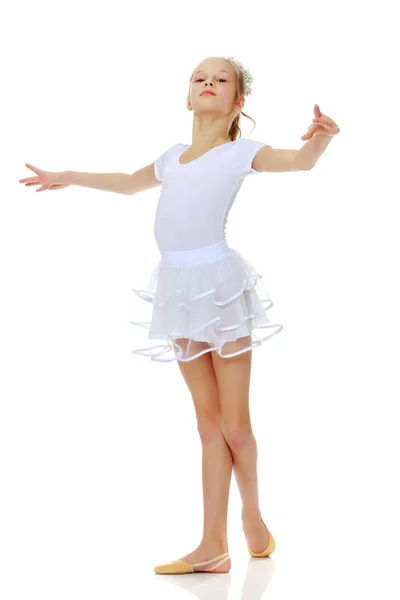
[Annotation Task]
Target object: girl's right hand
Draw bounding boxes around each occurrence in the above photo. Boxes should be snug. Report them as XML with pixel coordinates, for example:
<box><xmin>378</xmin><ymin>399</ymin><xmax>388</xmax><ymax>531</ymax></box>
<box><xmin>19</xmin><ymin>163</ymin><xmax>69</xmax><ymax>192</ymax></box>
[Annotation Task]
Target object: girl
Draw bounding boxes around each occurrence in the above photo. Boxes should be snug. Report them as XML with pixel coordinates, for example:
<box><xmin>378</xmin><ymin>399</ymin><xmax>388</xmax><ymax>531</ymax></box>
<box><xmin>19</xmin><ymin>55</ymin><xmax>339</xmax><ymax>575</ymax></box>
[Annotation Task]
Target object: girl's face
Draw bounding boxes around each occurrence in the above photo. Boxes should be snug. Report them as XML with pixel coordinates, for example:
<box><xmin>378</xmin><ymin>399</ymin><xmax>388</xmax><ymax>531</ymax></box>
<box><xmin>188</xmin><ymin>58</ymin><xmax>243</xmax><ymax>115</ymax></box>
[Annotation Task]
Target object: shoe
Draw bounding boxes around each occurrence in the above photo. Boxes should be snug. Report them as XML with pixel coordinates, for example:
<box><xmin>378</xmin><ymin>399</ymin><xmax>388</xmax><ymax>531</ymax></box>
<box><xmin>154</xmin><ymin>551</ymin><xmax>230</xmax><ymax>574</ymax></box>
<box><xmin>247</xmin><ymin>520</ymin><xmax>276</xmax><ymax>558</ymax></box>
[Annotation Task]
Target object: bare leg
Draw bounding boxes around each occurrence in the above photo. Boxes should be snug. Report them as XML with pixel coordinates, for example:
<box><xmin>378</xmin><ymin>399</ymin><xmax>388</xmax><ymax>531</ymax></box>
<box><xmin>173</xmin><ymin>339</ymin><xmax>232</xmax><ymax>572</ymax></box>
<box><xmin>228</xmin><ymin>430</ymin><xmax>261</xmax><ymax>517</ymax></box>
<box><xmin>211</xmin><ymin>337</ymin><xmax>271</xmax><ymax>554</ymax></box>
<box><xmin>228</xmin><ymin>431</ymin><xmax>271</xmax><ymax>553</ymax></box>
<box><xmin>198</xmin><ymin>424</ymin><xmax>233</xmax><ymax>544</ymax></box>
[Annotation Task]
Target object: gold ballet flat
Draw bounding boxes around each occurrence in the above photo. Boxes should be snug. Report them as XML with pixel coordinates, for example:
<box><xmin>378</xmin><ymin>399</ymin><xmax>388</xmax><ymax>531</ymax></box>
<box><xmin>154</xmin><ymin>551</ymin><xmax>230</xmax><ymax>574</ymax></box>
<box><xmin>248</xmin><ymin>520</ymin><xmax>276</xmax><ymax>558</ymax></box>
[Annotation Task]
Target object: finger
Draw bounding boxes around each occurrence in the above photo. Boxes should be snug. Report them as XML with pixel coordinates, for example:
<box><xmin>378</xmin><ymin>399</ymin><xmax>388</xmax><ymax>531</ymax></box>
<box><xmin>25</xmin><ymin>163</ymin><xmax>42</xmax><ymax>174</ymax></box>
<box><xmin>301</xmin><ymin>123</ymin><xmax>317</xmax><ymax>139</ymax></box>
<box><xmin>301</xmin><ymin>129</ymin><xmax>313</xmax><ymax>140</ymax></box>
<box><xmin>314</xmin><ymin>104</ymin><xmax>322</xmax><ymax>118</ymax></box>
<box><xmin>317</xmin><ymin>121</ymin><xmax>336</xmax><ymax>132</ymax></box>
<box><xmin>25</xmin><ymin>181</ymin><xmax>41</xmax><ymax>187</ymax></box>
<box><xmin>19</xmin><ymin>177</ymin><xmax>38</xmax><ymax>183</ymax></box>
<box><xmin>319</xmin><ymin>114</ymin><xmax>335</xmax><ymax>126</ymax></box>
<box><xmin>315</xmin><ymin>118</ymin><xmax>336</xmax><ymax>131</ymax></box>
<box><xmin>314</xmin><ymin>117</ymin><xmax>330</xmax><ymax>125</ymax></box>
<box><xmin>303</xmin><ymin>122</ymin><xmax>327</xmax><ymax>139</ymax></box>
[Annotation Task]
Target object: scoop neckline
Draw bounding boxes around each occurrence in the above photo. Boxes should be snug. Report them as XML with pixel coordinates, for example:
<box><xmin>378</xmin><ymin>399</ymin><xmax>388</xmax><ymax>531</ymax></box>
<box><xmin>178</xmin><ymin>139</ymin><xmax>237</xmax><ymax>165</ymax></box>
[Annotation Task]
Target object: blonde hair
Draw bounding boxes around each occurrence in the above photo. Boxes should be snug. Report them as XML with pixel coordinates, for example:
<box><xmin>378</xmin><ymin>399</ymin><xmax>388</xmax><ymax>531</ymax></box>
<box><xmin>188</xmin><ymin>57</ymin><xmax>256</xmax><ymax>141</ymax></box>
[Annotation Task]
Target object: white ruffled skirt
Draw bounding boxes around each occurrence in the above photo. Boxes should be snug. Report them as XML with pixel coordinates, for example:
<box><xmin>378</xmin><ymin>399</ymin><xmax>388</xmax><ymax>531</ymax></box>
<box><xmin>130</xmin><ymin>238</ymin><xmax>283</xmax><ymax>362</ymax></box>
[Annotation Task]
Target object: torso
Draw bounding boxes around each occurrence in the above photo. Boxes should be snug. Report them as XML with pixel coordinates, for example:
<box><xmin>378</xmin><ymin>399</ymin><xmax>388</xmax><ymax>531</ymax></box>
<box><xmin>153</xmin><ymin>137</ymin><xmax>268</xmax><ymax>252</ymax></box>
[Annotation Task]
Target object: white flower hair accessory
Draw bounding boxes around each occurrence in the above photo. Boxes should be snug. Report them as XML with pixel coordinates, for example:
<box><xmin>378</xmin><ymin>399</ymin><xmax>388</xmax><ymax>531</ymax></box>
<box><xmin>223</xmin><ymin>56</ymin><xmax>254</xmax><ymax>96</ymax></box>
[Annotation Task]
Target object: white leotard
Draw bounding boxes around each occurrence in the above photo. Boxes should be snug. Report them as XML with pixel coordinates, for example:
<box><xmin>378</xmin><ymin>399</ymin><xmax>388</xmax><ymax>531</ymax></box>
<box><xmin>153</xmin><ymin>137</ymin><xmax>269</xmax><ymax>252</ymax></box>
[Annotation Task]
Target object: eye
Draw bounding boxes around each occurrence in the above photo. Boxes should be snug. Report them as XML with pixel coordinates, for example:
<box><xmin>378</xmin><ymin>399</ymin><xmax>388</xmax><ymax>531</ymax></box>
<box><xmin>195</xmin><ymin>78</ymin><xmax>227</xmax><ymax>83</ymax></box>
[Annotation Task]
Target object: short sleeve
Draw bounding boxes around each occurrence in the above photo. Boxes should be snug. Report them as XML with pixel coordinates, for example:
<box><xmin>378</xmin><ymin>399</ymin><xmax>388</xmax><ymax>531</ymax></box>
<box><xmin>235</xmin><ymin>138</ymin><xmax>271</xmax><ymax>177</ymax></box>
<box><xmin>153</xmin><ymin>148</ymin><xmax>167</xmax><ymax>181</ymax></box>
<box><xmin>154</xmin><ymin>143</ymin><xmax>182</xmax><ymax>181</ymax></box>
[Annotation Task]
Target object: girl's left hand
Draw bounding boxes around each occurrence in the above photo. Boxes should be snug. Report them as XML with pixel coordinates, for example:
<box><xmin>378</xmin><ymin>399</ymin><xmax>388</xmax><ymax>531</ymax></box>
<box><xmin>301</xmin><ymin>104</ymin><xmax>340</xmax><ymax>140</ymax></box>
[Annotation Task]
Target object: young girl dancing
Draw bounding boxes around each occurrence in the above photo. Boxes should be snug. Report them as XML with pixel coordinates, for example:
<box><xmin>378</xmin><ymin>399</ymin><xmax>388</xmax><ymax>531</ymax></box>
<box><xmin>19</xmin><ymin>55</ymin><xmax>339</xmax><ymax>575</ymax></box>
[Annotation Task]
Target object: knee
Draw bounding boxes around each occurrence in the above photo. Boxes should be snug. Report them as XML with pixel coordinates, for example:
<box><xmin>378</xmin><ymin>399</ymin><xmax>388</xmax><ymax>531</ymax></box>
<box><xmin>220</xmin><ymin>422</ymin><xmax>253</xmax><ymax>448</ymax></box>
<box><xmin>197</xmin><ymin>413</ymin><xmax>222</xmax><ymax>444</ymax></box>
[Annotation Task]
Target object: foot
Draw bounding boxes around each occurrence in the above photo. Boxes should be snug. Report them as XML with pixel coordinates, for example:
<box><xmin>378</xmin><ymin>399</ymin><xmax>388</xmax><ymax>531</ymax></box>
<box><xmin>179</xmin><ymin>544</ymin><xmax>231</xmax><ymax>573</ymax></box>
<box><xmin>242</xmin><ymin>513</ymin><xmax>270</xmax><ymax>554</ymax></box>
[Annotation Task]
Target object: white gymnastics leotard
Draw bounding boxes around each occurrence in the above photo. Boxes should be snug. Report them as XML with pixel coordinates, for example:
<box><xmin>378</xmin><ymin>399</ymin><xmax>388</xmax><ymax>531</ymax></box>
<box><xmin>152</xmin><ymin>137</ymin><xmax>270</xmax><ymax>252</ymax></box>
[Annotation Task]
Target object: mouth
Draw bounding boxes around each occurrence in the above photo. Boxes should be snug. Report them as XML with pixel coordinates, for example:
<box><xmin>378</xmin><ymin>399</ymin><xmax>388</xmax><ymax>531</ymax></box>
<box><xmin>201</xmin><ymin>91</ymin><xmax>216</xmax><ymax>96</ymax></box>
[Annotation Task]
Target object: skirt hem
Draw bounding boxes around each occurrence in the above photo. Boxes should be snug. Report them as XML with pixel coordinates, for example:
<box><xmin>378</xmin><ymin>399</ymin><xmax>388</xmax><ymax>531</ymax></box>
<box><xmin>131</xmin><ymin>322</ymin><xmax>283</xmax><ymax>362</ymax></box>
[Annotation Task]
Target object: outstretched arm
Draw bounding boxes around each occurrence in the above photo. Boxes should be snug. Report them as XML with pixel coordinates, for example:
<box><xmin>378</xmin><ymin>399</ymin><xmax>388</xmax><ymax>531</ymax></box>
<box><xmin>62</xmin><ymin>162</ymin><xmax>161</xmax><ymax>195</ymax></box>
<box><xmin>254</xmin><ymin>104</ymin><xmax>340</xmax><ymax>173</ymax></box>
<box><xmin>19</xmin><ymin>162</ymin><xmax>162</xmax><ymax>195</ymax></box>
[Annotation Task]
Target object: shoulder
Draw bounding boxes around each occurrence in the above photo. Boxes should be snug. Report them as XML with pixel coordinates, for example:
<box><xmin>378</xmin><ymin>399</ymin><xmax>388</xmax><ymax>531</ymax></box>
<box><xmin>154</xmin><ymin>143</ymin><xmax>185</xmax><ymax>181</ymax></box>
<box><xmin>232</xmin><ymin>137</ymin><xmax>271</xmax><ymax>176</ymax></box>
<box><xmin>155</xmin><ymin>142</ymin><xmax>185</xmax><ymax>159</ymax></box>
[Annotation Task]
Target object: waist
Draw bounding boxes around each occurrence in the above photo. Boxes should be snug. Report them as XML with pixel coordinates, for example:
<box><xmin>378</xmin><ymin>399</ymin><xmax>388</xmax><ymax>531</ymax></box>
<box><xmin>160</xmin><ymin>238</ymin><xmax>232</xmax><ymax>267</ymax></box>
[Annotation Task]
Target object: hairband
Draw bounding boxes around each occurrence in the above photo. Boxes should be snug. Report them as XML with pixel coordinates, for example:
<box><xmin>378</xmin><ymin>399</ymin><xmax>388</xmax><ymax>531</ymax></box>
<box><xmin>223</xmin><ymin>56</ymin><xmax>254</xmax><ymax>96</ymax></box>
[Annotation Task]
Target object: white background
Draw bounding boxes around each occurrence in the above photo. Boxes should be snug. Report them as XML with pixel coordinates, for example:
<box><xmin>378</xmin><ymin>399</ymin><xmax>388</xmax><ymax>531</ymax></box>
<box><xmin>2</xmin><ymin>0</ymin><xmax>400</xmax><ymax>598</ymax></box>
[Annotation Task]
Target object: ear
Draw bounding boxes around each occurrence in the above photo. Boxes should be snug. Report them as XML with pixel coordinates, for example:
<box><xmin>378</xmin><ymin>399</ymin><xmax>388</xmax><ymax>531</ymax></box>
<box><xmin>237</xmin><ymin>96</ymin><xmax>245</xmax><ymax>111</ymax></box>
<box><xmin>232</xmin><ymin>97</ymin><xmax>245</xmax><ymax>115</ymax></box>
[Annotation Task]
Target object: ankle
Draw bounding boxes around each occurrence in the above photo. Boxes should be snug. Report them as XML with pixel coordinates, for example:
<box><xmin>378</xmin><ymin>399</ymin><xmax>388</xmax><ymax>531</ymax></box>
<box><xmin>241</xmin><ymin>508</ymin><xmax>262</xmax><ymax>522</ymax></box>
<box><xmin>200</xmin><ymin>536</ymin><xmax>229</xmax><ymax>551</ymax></box>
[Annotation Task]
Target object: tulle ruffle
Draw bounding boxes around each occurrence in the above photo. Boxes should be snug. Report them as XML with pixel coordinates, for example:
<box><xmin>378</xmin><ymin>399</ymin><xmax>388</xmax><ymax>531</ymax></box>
<box><xmin>130</xmin><ymin>247</ymin><xmax>283</xmax><ymax>362</ymax></box>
